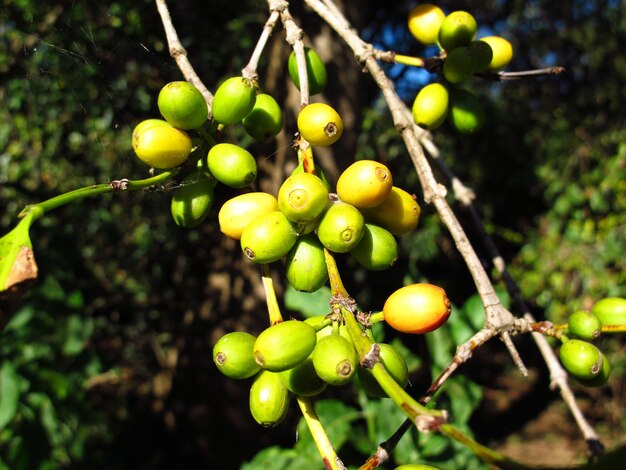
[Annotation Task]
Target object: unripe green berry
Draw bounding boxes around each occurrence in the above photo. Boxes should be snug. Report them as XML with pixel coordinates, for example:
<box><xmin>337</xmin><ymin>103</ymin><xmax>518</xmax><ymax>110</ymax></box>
<box><xmin>249</xmin><ymin>370</ymin><xmax>290</xmax><ymax>427</ymax></box>
<box><xmin>288</xmin><ymin>47</ymin><xmax>328</xmax><ymax>96</ymax></box>
<box><xmin>412</xmin><ymin>83</ymin><xmax>449</xmax><ymax>130</ymax></box>
<box><xmin>351</xmin><ymin>224</ymin><xmax>398</xmax><ymax>271</ymax></box>
<box><xmin>285</xmin><ymin>235</ymin><xmax>328</xmax><ymax>293</ymax></box>
<box><xmin>240</xmin><ymin>211</ymin><xmax>298</xmax><ymax>264</ymax></box>
<box><xmin>242</xmin><ymin>93</ymin><xmax>283</xmax><ymax>141</ymax></box>
<box><xmin>567</xmin><ymin>310</ymin><xmax>602</xmax><ymax>341</ymax></box>
<box><xmin>213</xmin><ymin>331</ymin><xmax>260</xmax><ymax>379</ymax></box>
<box><xmin>212</xmin><ymin>76</ymin><xmax>257</xmax><ymax>125</ymax></box>
<box><xmin>207</xmin><ymin>143</ymin><xmax>257</xmax><ymax>188</ymax></box>
<box><xmin>438</xmin><ymin>11</ymin><xmax>477</xmax><ymax>51</ymax></box>
<box><xmin>312</xmin><ymin>334</ymin><xmax>358</xmax><ymax>386</ymax></box>
<box><xmin>559</xmin><ymin>339</ymin><xmax>604</xmax><ymax>381</ymax></box>
<box><xmin>316</xmin><ymin>202</ymin><xmax>365</xmax><ymax>253</ymax></box>
<box><xmin>253</xmin><ymin>320</ymin><xmax>317</xmax><ymax>372</ymax></box>
<box><xmin>158</xmin><ymin>81</ymin><xmax>208</xmax><ymax>130</ymax></box>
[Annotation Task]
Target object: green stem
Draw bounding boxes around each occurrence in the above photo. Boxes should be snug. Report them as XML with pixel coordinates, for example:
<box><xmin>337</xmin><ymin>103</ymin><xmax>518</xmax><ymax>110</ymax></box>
<box><xmin>18</xmin><ymin>169</ymin><xmax>180</xmax><ymax>221</ymax></box>
<box><xmin>296</xmin><ymin>396</ymin><xmax>343</xmax><ymax>470</ymax></box>
<box><xmin>262</xmin><ymin>265</ymin><xmax>283</xmax><ymax>325</ymax></box>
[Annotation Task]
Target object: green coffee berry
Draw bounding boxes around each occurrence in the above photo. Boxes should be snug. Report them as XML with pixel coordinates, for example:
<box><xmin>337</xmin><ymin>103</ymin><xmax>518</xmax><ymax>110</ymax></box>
<box><xmin>412</xmin><ymin>83</ymin><xmax>449</xmax><ymax>130</ymax></box>
<box><xmin>559</xmin><ymin>339</ymin><xmax>604</xmax><ymax>381</ymax></box>
<box><xmin>157</xmin><ymin>81</ymin><xmax>208</xmax><ymax>130</ymax></box>
<box><xmin>170</xmin><ymin>171</ymin><xmax>216</xmax><ymax>228</ymax></box>
<box><xmin>567</xmin><ymin>310</ymin><xmax>602</xmax><ymax>341</ymax></box>
<box><xmin>591</xmin><ymin>297</ymin><xmax>626</xmax><ymax>326</ymax></box>
<box><xmin>249</xmin><ymin>370</ymin><xmax>290</xmax><ymax>427</ymax></box>
<box><xmin>351</xmin><ymin>224</ymin><xmax>398</xmax><ymax>271</ymax></box>
<box><xmin>285</xmin><ymin>235</ymin><xmax>328</xmax><ymax>293</ymax></box>
<box><xmin>242</xmin><ymin>93</ymin><xmax>284</xmax><ymax>141</ymax></box>
<box><xmin>207</xmin><ymin>143</ymin><xmax>257</xmax><ymax>188</ymax></box>
<box><xmin>312</xmin><ymin>334</ymin><xmax>359</xmax><ymax>386</ymax></box>
<box><xmin>287</xmin><ymin>47</ymin><xmax>328</xmax><ymax>95</ymax></box>
<box><xmin>316</xmin><ymin>202</ymin><xmax>365</xmax><ymax>253</ymax></box>
<box><xmin>253</xmin><ymin>320</ymin><xmax>317</xmax><ymax>372</ymax></box>
<box><xmin>438</xmin><ymin>11</ymin><xmax>478</xmax><ymax>51</ymax></box>
<box><xmin>213</xmin><ymin>331</ymin><xmax>260</xmax><ymax>379</ymax></box>
<box><xmin>448</xmin><ymin>88</ymin><xmax>485</xmax><ymax>134</ymax></box>
<box><xmin>240</xmin><ymin>211</ymin><xmax>298</xmax><ymax>264</ymax></box>
<box><xmin>279</xmin><ymin>356</ymin><xmax>327</xmax><ymax>397</ymax></box>
<box><xmin>212</xmin><ymin>76</ymin><xmax>257</xmax><ymax>125</ymax></box>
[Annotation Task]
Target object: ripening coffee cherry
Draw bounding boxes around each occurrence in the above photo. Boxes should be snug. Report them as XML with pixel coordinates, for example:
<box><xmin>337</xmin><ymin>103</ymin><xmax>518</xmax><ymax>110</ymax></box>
<box><xmin>157</xmin><ymin>81</ymin><xmax>208</xmax><ymax>130</ymax></box>
<box><xmin>253</xmin><ymin>320</ymin><xmax>317</xmax><ymax>372</ymax></box>
<box><xmin>407</xmin><ymin>4</ymin><xmax>446</xmax><ymax>45</ymax></box>
<box><xmin>468</xmin><ymin>40</ymin><xmax>494</xmax><ymax>71</ymax></box>
<box><xmin>212</xmin><ymin>76</ymin><xmax>257</xmax><ymax>125</ymax></box>
<box><xmin>438</xmin><ymin>11</ymin><xmax>477</xmax><ymax>51</ymax></box>
<box><xmin>218</xmin><ymin>192</ymin><xmax>278</xmax><ymax>240</ymax></box>
<box><xmin>297</xmin><ymin>103</ymin><xmax>343</xmax><ymax>146</ymax></box>
<box><xmin>358</xmin><ymin>343</ymin><xmax>409</xmax><ymax>398</ymax></box>
<box><xmin>360</xmin><ymin>187</ymin><xmax>420</xmax><ymax>236</ymax></box>
<box><xmin>559</xmin><ymin>339</ymin><xmax>604</xmax><ymax>381</ymax></box>
<box><xmin>285</xmin><ymin>235</ymin><xmax>328</xmax><ymax>293</ymax></box>
<box><xmin>213</xmin><ymin>331</ymin><xmax>260</xmax><ymax>379</ymax></box>
<box><xmin>351</xmin><ymin>224</ymin><xmax>398</xmax><ymax>271</ymax></box>
<box><xmin>207</xmin><ymin>143</ymin><xmax>257</xmax><ymax>188</ymax></box>
<box><xmin>591</xmin><ymin>297</ymin><xmax>626</xmax><ymax>326</ymax></box>
<box><xmin>443</xmin><ymin>46</ymin><xmax>476</xmax><ymax>84</ymax></box>
<box><xmin>312</xmin><ymin>334</ymin><xmax>359</xmax><ymax>386</ymax></box>
<box><xmin>412</xmin><ymin>83</ymin><xmax>449</xmax><ymax>130</ymax></box>
<box><xmin>242</xmin><ymin>93</ymin><xmax>284</xmax><ymax>141</ymax></box>
<box><xmin>240</xmin><ymin>211</ymin><xmax>298</xmax><ymax>264</ymax></box>
<box><xmin>131</xmin><ymin>119</ymin><xmax>171</xmax><ymax>143</ymax></box>
<box><xmin>170</xmin><ymin>171</ymin><xmax>216</xmax><ymax>228</ymax></box>
<box><xmin>279</xmin><ymin>356</ymin><xmax>327</xmax><ymax>397</ymax></box>
<box><xmin>383</xmin><ymin>283</ymin><xmax>451</xmax><ymax>334</ymax></box>
<box><xmin>448</xmin><ymin>88</ymin><xmax>485</xmax><ymax>134</ymax></box>
<box><xmin>567</xmin><ymin>310</ymin><xmax>602</xmax><ymax>341</ymax></box>
<box><xmin>288</xmin><ymin>47</ymin><xmax>328</xmax><ymax>96</ymax></box>
<box><xmin>316</xmin><ymin>202</ymin><xmax>365</xmax><ymax>253</ymax></box>
<box><xmin>336</xmin><ymin>160</ymin><xmax>393</xmax><ymax>209</ymax></box>
<box><xmin>133</xmin><ymin>124</ymin><xmax>192</xmax><ymax>169</ymax></box>
<box><xmin>249</xmin><ymin>370</ymin><xmax>290</xmax><ymax>428</ymax></box>
<box><xmin>278</xmin><ymin>172</ymin><xmax>329</xmax><ymax>223</ymax></box>
<box><xmin>479</xmin><ymin>36</ymin><xmax>513</xmax><ymax>71</ymax></box>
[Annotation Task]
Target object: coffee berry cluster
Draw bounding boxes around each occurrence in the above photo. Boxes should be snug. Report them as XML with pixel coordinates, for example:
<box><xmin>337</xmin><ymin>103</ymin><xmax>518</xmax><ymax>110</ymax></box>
<box><xmin>407</xmin><ymin>4</ymin><xmax>514</xmax><ymax>134</ymax></box>
<box><xmin>557</xmin><ymin>297</ymin><xmax>626</xmax><ymax>387</ymax></box>
<box><xmin>129</xmin><ymin>49</ymin><xmax>456</xmax><ymax>433</ymax></box>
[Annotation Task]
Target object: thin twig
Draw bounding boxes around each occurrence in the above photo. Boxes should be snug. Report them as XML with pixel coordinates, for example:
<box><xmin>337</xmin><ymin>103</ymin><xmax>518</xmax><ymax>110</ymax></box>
<box><xmin>154</xmin><ymin>0</ymin><xmax>213</xmax><ymax>113</ymax></box>
<box><xmin>478</xmin><ymin>66</ymin><xmax>567</xmax><ymax>81</ymax></box>
<box><xmin>419</xmin><ymin>127</ymin><xmax>604</xmax><ymax>458</ymax></box>
<box><xmin>242</xmin><ymin>9</ymin><xmax>281</xmax><ymax>81</ymax></box>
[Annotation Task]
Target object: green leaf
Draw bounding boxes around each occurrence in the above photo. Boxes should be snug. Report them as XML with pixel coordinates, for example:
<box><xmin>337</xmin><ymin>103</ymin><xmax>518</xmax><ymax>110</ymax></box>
<box><xmin>63</xmin><ymin>314</ymin><xmax>93</xmax><ymax>356</ymax></box>
<box><xmin>240</xmin><ymin>446</ymin><xmax>312</xmax><ymax>470</ymax></box>
<box><xmin>284</xmin><ymin>284</ymin><xmax>332</xmax><ymax>318</ymax></box>
<box><xmin>0</xmin><ymin>361</ymin><xmax>21</xmax><ymax>428</ymax></box>
<box><xmin>0</xmin><ymin>215</ymin><xmax>36</xmax><ymax>292</ymax></box>
<box><xmin>446</xmin><ymin>375</ymin><xmax>482</xmax><ymax>425</ymax></box>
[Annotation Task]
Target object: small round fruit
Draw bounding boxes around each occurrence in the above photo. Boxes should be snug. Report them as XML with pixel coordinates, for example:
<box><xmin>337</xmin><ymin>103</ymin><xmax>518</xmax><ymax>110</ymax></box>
<box><xmin>576</xmin><ymin>352</ymin><xmax>611</xmax><ymax>387</ymax></box>
<box><xmin>170</xmin><ymin>172</ymin><xmax>216</xmax><ymax>228</ymax></box>
<box><xmin>218</xmin><ymin>192</ymin><xmax>278</xmax><ymax>240</ymax></box>
<box><xmin>240</xmin><ymin>211</ymin><xmax>298</xmax><ymax>264</ymax></box>
<box><xmin>131</xmin><ymin>119</ymin><xmax>171</xmax><ymax>145</ymax></box>
<box><xmin>312</xmin><ymin>334</ymin><xmax>359</xmax><ymax>386</ymax></box>
<box><xmin>133</xmin><ymin>125</ymin><xmax>192</xmax><ymax>169</ymax></box>
<box><xmin>412</xmin><ymin>83</ymin><xmax>449</xmax><ymax>130</ymax></box>
<box><xmin>358</xmin><ymin>343</ymin><xmax>409</xmax><ymax>398</ymax></box>
<box><xmin>559</xmin><ymin>339</ymin><xmax>604</xmax><ymax>381</ymax></box>
<box><xmin>285</xmin><ymin>235</ymin><xmax>328</xmax><ymax>293</ymax></box>
<box><xmin>242</xmin><ymin>93</ymin><xmax>284</xmax><ymax>141</ymax></box>
<box><xmin>207</xmin><ymin>143</ymin><xmax>257</xmax><ymax>188</ymax></box>
<box><xmin>212</xmin><ymin>76</ymin><xmax>257</xmax><ymax>125</ymax></box>
<box><xmin>253</xmin><ymin>320</ymin><xmax>317</xmax><ymax>372</ymax></box>
<box><xmin>360</xmin><ymin>187</ymin><xmax>420</xmax><ymax>236</ymax></box>
<box><xmin>297</xmin><ymin>103</ymin><xmax>343</xmax><ymax>146</ymax></box>
<box><xmin>288</xmin><ymin>47</ymin><xmax>328</xmax><ymax>96</ymax></box>
<box><xmin>351</xmin><ymin>224</ymin><xmax>398</xmax><ymax>271</ymax></box>
<box><xmin>336</xmin><ymin>160</ymin><xmax>393</xmax><ymax>209</ymax></box>
<box><xmin>438</xmin><ymin>11</ymin><xmax>477</xmax><ymax>51</ymax></box>
<box><xmin>383</xmin><ymin>283</ymin><xmax>451</xmax><ymax>334</ymax></box>
<box><xmin>479</xmin><ymin>36</ymin><xmax>513</xmax><ymax>71</ymax></box>
<box><xmin>279</xmin><ymin>356</ymin><xmax>327</xmax><ymax>397</ymax></box>
<box><xmin>249</xmin><ymin>370</ymin><xmax>290</xmax><ymax>427</ymax></box>
<box><xmin>278</xmin><ymin>172</ymin><xmax>329</xmax><ymax>223</ymax></box>
<box><xmin>157</xmin><ymin>81</ymin><xmax>208</xmax><ymax>130</ymax></box>
<box><xmin>448</xmin><ymin>88</ymin><xmax>485</xmax><ymax>134</ymax></box>
<box><xmin>407</xmin><ymin>4</ymin><xmax>446</xmax><ymax>46</ymax></box>
<box><xmin>567</xmin><ymin>310</ymin><xmax>602</xmax><ymax>341</ymax></box>
<box><xmin>591</xmin><ymin>297</ymin><xmax>626</xmax><ymax>326</ymax></box>
<box><xmin>443</xmin><ymin>46</ymin><xmax>476</xmax><ymax>84</ymax></box>
<box><xmin>213</xmin><ymin>331</ymin><xmax>260</xmax><ymax>379</ymax></box>
<box><xmin>468</xmin><ymin>40</ymin><xmax>494</xmax><ymax>71</ymax></box>
<box><xmin>316</xmin><ymin>202</ymin><xmax>365</xmax><ymax>253</ymax></box>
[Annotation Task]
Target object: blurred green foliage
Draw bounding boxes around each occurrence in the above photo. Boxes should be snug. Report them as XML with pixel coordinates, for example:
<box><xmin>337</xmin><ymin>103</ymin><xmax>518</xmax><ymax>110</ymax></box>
<box><xmin>0</xmin><ymin>0</ymin><xmax>625</xmax><ymax>468</ymax></box>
